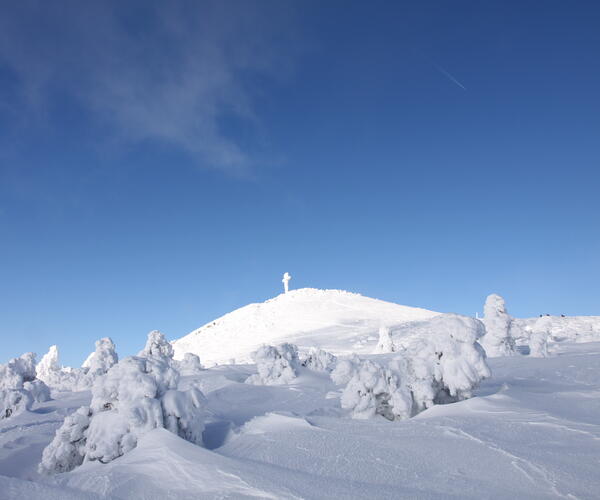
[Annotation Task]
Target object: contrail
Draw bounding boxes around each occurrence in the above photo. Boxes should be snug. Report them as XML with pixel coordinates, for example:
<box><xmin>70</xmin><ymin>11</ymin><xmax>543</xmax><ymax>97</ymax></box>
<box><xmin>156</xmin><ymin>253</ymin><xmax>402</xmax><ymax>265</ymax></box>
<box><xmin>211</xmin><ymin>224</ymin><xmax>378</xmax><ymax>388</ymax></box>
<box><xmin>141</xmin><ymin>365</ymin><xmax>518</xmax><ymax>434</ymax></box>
<box><xmin>434</xmin><ymin>64</ymin><xmax>467</xmax><ymax>90</ymax></box>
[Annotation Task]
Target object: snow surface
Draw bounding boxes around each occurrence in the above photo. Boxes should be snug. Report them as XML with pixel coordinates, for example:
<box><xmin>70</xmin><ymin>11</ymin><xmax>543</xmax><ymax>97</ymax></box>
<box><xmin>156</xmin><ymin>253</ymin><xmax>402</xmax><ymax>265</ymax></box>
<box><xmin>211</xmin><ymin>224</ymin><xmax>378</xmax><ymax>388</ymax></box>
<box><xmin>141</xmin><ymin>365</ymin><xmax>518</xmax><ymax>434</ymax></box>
<box><xmin>173</xmin><ymin>288</ymin><xmax>440</xmax><ymax>365</ymax></box>
<box><xmin>1</xmin><ymin>341</ymin><xmax>600</xmax><ymax>498</ymax></box>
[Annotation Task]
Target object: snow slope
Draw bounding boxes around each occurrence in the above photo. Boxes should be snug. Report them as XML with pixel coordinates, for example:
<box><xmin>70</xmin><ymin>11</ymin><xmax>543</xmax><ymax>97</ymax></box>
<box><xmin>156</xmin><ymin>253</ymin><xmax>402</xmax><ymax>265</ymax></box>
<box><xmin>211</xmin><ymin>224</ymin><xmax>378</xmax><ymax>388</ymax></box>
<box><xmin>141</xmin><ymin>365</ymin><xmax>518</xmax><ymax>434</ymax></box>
<box><xmin>1</xmin><ymin>342</ymin><xmax>600</xmax><ymax>499</ymax></box>
<box><xmin>173</xmin><ymin>288</ymin><xmax>440</xmax><ymax>364</ymax></box>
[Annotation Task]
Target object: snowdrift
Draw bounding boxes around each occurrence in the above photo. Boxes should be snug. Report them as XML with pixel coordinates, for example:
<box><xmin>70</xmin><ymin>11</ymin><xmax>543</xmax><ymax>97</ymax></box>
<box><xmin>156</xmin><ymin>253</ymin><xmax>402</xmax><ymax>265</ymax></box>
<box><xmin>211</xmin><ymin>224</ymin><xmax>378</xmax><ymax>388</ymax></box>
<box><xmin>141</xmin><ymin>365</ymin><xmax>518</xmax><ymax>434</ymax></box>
<box><xmin>173</xmin><ymin>288</ymin><xmax>440</xmax><ymax>365</ymax></box>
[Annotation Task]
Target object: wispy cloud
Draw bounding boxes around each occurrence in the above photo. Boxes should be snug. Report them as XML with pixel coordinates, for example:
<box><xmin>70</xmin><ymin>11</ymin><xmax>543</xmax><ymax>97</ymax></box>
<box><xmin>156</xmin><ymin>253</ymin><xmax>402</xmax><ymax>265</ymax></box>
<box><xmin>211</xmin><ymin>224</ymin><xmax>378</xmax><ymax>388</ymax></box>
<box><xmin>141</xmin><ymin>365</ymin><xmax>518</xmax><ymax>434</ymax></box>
<box><xmin>0</xmin><ymin>1</ymin><xmax>298</xmax><ymax>174</ymax></box>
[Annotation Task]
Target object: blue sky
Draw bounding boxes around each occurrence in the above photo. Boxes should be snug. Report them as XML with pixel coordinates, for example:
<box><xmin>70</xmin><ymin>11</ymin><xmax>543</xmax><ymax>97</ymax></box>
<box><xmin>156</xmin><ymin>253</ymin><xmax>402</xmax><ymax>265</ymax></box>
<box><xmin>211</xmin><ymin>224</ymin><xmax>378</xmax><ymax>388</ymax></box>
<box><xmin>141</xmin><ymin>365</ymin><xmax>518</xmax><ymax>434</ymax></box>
<box><xmin>1</xmin><ymin>1</ymin><xmax>599</xmax><ymax>366</ymax></box>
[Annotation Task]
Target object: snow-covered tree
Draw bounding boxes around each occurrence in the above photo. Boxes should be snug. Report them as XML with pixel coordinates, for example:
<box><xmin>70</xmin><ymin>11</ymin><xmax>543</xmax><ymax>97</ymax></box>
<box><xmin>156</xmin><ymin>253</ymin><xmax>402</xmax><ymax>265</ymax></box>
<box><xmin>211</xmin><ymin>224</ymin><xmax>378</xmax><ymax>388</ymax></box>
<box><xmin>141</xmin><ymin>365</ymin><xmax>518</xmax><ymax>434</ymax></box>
<box><xmin>1</xmin><ymin>352</ymin><xmax>50</xmax><ymax>419</ymax></box>
<box><xmin>529</xmin><ymin>316</ymin><xmax>550</xmax><ymax>358</ymax></box>
<box><xmin>246</xmin><ymin>343</ymin><xmax>299</xmax><ymax>385</ymax></box>
<box><xmin>36</xmin><ymin>345</ymin><xmax>81</xmax><ymax>391</ymax></box>
<box><xmin>139</xmin><ymin>330</ymin><xmax>174</xmax><ymax>360</ymax></box>
<box><xmin>76</xmin><ymin>337</ymin><xmax>119</xmax><ymax>390</ymax></box>
<box><xmin>39</xmin><ymin>331</ymin><xmax>207</xmax><ymax>474</ymax></box>
<box><xmin>373</xmin><ymin>325</ymin><xmax>395</xmax><ymax>354</ymax></box>
<box><xmin>480</xmin><ymin>294</ymin><xmax>516</xmax><ymax>357</ymax></box>
<box><xmin>176</xmin><ymin>353</ymin><xmax>203</xmax><ymax>375</ymax></box>
<box><xmin>84</xmin><ymin>337</ymin><xmax>118</xmax><ymax>377</ymax></box>
<box><xmin>337</xmin><ymin>359</ymin><xmax>413</xmax><ymax>420</ymax></box>
<box><xmin>300</xmin><ymin>347</ymin><xmax>337</xmax><ymax>372</ymax></box>
<box><xmin>331</xmin><ymin>314</ymin><xmax>491</xmax><ymax>420</ymax></box>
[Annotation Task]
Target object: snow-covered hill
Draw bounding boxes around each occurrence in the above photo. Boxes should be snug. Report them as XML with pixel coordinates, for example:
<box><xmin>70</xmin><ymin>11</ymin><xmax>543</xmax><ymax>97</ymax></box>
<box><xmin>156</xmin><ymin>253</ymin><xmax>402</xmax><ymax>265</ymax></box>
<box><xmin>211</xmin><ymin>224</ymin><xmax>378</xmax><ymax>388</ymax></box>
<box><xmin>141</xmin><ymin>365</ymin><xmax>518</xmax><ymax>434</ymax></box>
<box><xmin>173</xmin><ymin>288</ymin><xmax>440</xmax><ymax>365</ymax></box>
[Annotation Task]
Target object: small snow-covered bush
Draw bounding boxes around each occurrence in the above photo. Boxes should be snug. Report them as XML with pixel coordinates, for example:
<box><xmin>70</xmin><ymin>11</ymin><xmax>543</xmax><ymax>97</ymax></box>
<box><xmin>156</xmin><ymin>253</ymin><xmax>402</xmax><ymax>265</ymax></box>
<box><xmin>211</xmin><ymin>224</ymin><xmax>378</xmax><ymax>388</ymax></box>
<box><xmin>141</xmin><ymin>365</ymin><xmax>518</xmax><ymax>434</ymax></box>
<box><xmin>1</xmin><ymin>352</ymin><xmax>50</xmax><ymax>419</ymax></box>
<box><xmin>339</xmin><ymin>359</ymin><xmax>413</xmax><ymax>420</ymax></box>
<box><xmin>300</xmin><ymin>347</ymin><xmax>337</xmax><ymax>372</ymax></box>
<box><xmin>139</xmin><ymin>330</ymin><xmax>174</xmax><ymax>360</ymax></box>
<box><xmin>480</xmin><ymin>294</ymin><xmax>516</xmax><ymax>357</ymax></box>
<box><xmin>529</xmin><ymin>316</ymin><xmax>550</xmax><ymax>358</ymax></box>
<box><xmin>373</xmin><ymin>325</ymin><xmax>395</xmax><ymax>354</ymax></box>
<box><xmin>77</xmin><ymin>337</ymin><xmax>119</xmax><ymax>390</ymax></box>
<box><xmin>176</xmin><ymin>353</ymin><xmax>203</xmax><ymax>375</ymax></box>
<box><xmin>39</xmin><ymin>331</ymin><xmax>207</xmax><ymax>474</ymax></box>
<box><xmin>332</xmin><ymin>314</ymin><xmax>491</xmax><ymax>420</ymax></box>
<box><xmin>83</xmin><ymin>337</ymin><xmax>118</xmax><ymax>377</ymax></box>
<box><xmin>162</xmin><ymin>385</ymin><xmax>206</xmax><ymax>445</ymax></box>
<box><xmin>246</xmin><ymin>343</ymin><xmax>299</xmax><ymax>385</ymax></box>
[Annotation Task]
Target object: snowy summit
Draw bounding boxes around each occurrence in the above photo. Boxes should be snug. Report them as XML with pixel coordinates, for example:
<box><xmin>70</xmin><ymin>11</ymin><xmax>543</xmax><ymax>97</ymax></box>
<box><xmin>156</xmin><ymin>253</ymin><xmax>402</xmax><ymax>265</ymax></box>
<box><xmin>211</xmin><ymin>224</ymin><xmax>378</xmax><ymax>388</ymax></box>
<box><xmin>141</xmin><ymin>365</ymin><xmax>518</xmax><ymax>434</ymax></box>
<box><xmin>172</xmin><ymin>288</ymin><xmax>440</xmax><ymax>365</ymax></box>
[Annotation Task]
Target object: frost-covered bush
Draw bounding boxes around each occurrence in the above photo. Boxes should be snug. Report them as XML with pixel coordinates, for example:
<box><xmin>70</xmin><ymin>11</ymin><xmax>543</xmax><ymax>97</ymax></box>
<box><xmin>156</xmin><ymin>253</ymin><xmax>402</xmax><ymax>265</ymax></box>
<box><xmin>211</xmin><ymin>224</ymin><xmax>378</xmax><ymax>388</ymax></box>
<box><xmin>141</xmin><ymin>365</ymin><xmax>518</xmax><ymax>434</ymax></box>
<box><xmin>339</xmin><ymin>359</ymin><xmax>413</xmax><ymax>420</ymax></box>
<box><xmin>246</xmin><ymin>343</ymin><xmax>299</xmax><ymax>385</ymax></box>
<box><xmin>332</xmin><ymin>314</ymin><xmax>491</xmax><ymax>420</ymax></box>
<box><xmin>176</xmin><ymin>353</ymin><xmax>203</xmax><ymax>375</ymax></box>
<box><xmin>39</xmin><ymin>331</ymin><xmax>207</xmax><ymax>474</ymax></box>
<box><xmin>77</xmin><ymin>337</ymin><xmax>119</xmax><ymax>390</ymax></box>
<box><xmin>1</xmin><ymin>352</ymin><xmax>50</xmax><ymax>419</ymax></box>
<box><xmin>529</xmin><ymin>316</ymin><xmax>550</xmax><ymax>358</ymax></box>
<box><xmin>300</xmin><ymin>347</ymin><xmax>337</xmax><ymax>372</ymax></box>
<box><xmin>83</xmin><ymin>337</ymin><xmax>118</xmax><ymax>377</ymax></box>
<box><xmin>480</xmin><ymin>294</ymin><xmax>516</xmax><ymax>357</ymax></box>
<box><xmin>139</xmin><ymin>330</ymin><xmax>174</xmax><ymax>360</ymax></box>
<box><xmin>373</xmin><ymin>325</ymin><xmax>395</xmax><ymax>354</ymax></box>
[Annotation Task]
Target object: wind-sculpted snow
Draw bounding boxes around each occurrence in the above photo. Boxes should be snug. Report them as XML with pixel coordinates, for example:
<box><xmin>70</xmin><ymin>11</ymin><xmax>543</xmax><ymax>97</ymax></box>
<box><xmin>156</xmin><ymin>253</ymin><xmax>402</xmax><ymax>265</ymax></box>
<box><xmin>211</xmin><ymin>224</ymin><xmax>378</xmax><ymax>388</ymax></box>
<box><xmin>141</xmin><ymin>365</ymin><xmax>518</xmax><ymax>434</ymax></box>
<box><xmin>39</xmin><ymin>331</ymin><xmax>206</xmax><ymax>474</ymax></box>
<box><xmin>332</xmin><ymin>314</ymin><xmax>491</xmax><ymax>420</ymax></box>
<box><xmin>480</xmin><ymin>294</ymin><xmax>516</xmax><ymax>357</ymax></box>
<box><xmin>246</xmin><ymin>343</ymin><xmax>300</xmax><ymax>385</ymax></box>
<box><xmin>0</xmin><ymin>352</ymin><xmax>50</xmax><ymax>419</ymax></box>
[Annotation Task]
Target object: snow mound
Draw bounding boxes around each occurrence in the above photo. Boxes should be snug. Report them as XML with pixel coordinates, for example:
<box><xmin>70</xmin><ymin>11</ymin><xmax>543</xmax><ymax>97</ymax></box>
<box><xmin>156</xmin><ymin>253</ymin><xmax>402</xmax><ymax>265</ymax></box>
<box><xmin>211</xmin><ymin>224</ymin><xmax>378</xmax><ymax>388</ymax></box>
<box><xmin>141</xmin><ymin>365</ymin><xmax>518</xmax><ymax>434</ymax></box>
<box><xmin>173</xmin><ymin>288</ymin><xmax>439</xmax><ymax>365</ymax></box>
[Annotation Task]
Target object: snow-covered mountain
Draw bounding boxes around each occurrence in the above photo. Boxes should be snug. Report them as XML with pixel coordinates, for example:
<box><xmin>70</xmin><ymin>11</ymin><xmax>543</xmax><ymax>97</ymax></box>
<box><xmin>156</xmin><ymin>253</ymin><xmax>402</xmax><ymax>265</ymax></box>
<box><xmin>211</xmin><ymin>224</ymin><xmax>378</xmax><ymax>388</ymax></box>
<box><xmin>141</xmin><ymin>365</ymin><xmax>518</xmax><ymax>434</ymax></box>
<box><xmin>173</xmin><ymin>288</ymin><xmax>440</xmax><ymax>365</ymax></box>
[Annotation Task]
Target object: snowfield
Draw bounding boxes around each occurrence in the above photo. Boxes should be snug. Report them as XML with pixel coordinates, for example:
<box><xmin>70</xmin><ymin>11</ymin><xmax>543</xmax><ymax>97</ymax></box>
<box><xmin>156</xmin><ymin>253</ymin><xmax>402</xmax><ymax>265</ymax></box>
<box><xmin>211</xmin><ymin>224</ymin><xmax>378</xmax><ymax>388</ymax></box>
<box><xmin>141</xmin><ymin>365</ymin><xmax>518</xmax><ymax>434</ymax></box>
<box><xmin>1</xmin><ymin>290</ymin><xmax>600</xmax><ymax>499</ymax></box>
<box><xmin>173</xmin><ymin>288</ymin><xmax>440</xmax><ymax>365</ymax></box>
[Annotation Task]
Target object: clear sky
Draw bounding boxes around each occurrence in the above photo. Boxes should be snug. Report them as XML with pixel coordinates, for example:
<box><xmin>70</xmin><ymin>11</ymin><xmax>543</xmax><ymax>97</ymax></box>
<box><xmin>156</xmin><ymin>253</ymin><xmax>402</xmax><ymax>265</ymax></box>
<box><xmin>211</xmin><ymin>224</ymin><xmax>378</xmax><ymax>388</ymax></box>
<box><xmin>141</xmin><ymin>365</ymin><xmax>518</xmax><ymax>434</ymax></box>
<box><xmin>1</xmin><ymin>1</ymin><xmax>599</xmax><ymax>366</ymax></box>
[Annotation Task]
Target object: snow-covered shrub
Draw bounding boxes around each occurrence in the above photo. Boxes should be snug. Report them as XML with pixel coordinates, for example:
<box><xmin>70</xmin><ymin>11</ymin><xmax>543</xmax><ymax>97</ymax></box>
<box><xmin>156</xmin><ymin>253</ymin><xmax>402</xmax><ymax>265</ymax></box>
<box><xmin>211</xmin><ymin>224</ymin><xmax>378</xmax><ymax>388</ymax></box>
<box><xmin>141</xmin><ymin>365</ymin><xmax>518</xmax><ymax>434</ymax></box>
<box><xmin>39</xmin><ymin>331</ymin><xmax>207</xmax><ymax>474</ymax></box>
<box><xmin>330</xmin><ymin>355</ymin><xmax>361</xmax><ymax>385</ymax></box>
<box><xmin>139</xmin><ymin>330</ymin><xmax>174</xmax><ymax>360</ymax></box>
<box><xmin>529</xmin><ymin>316</ymin><xmax>550</xmax><ymax>358</ymax></box>
<box><xmin>300</xmin><ymin>347</ymin><xmax>337</xmax><ymax>372</ymax></box>
<box><xmin>332</xmin><ymin>314</ymin><xmax>491</xmax><ymax>420</ymax></box>
<box><xmin>162</xmin><ymin>385</ymin><xmax>206</xmax><ymax>445</ymax></box>
<box><xmin>76</xmin><ymin>337</ymin><xmax>119</xmax><ymax>390</ymax></box>
<box><xmin>339</xmin><ymin>359</ymin><xmax>413</xmax><ymax>420</ymax></box>
<box><xmin>373</xmin><ymin>325</ymin><xmax>396</xmax><ymax>354</ymax></box>
<box><xmin>480</xmin><ymin>294</ymin><xmax>516</xmax><ymax>357</ymax></box>
<box><xmin>1</xmin><ymin>352</ymin><xmax>51</xmax><ymax>419</ymax></box>
<box><xmin>36</xmin><ymin>345</ymin><xmax>81</xmax><ymax>392</ymax></box>
<box><xmin>176</xmin><ymin>353</ymin><xmax>203</xmax><ymax>375</ymax></box>
<box><xmin>246</xmin><ymin>343</ymin><xmax>299</xmax><ymax>385</ymax></box>
<box><xmin>84</xmin><ymin>337</ymin><xmax>118</xmax><ymax>377</ymax></box>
